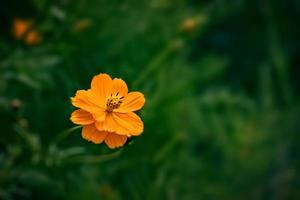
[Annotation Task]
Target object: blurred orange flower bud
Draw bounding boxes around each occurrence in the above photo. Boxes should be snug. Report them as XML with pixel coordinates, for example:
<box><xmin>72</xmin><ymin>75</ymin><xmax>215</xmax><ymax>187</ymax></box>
<box><xmin>10</xmin><ymin>98</ymin><xmax>23</xmax><ymax>110</ymax></box>
<box><xmin>179</xmin><ymin>15</ymin><xmax>207</xmax><ymax>33</ymax></box>
<box><xmin>25</xmin><ymin>31</ymin><xmax>42</xmax><ymax>45</ymax></box>
<box><xmin>73</xmin><ymin>19</ymin><xmax>92</xmax><ymax>33</ymax></box>
<box><xmin>180</xmin><ymin>18</ymin><xmax>197</xmax><ymax>33</ymax></box>
<box><xmin>12</xmin><ymin>19</ymin><xmax>32</xmax><ymax>39</ymax></box>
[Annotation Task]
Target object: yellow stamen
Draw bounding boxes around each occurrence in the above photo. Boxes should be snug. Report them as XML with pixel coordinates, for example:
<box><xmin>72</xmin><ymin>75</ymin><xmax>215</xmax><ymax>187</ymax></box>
<box><xmin>106</xmin><ymin>92</ymin><xmax>123</xmax><ymax>112</ymax></box>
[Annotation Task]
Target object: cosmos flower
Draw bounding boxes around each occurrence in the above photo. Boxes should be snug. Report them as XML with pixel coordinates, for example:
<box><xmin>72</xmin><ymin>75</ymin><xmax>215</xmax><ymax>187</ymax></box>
<box><xmin>12</xmin><ymin>19</ymin><xmax>32</xmax><ymax>39</ymax></box>
<box><xmin>70</xmin><ymin>73</ymin><xmax>145</xmax><ymax>148</ymax></box>
<box><xmin>72</xmin><ymin>18</ymin><xmax>92</xmax><ymax>32</ymax></box>
<box><xmin>12</xmin><ymin>19</ymin><xmax>42</xmax><ymax>45</ymax></box>
<box><xmin>24</xmin><ymin>31</ymin><xmax>42</xmax><ymax>45</ymax></box>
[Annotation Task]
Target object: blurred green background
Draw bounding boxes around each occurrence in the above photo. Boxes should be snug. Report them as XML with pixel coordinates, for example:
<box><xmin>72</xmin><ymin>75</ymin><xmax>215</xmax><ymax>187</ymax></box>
<box><xmin>1</xmin><ymin>0</ymin><xmax>300</xmax><ymax>199</ymax></box>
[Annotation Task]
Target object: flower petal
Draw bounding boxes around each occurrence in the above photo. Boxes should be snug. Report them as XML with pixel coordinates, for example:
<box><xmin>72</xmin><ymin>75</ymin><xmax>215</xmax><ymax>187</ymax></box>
<box><xmin>103</xmin><ymin>112</ymin><xmax>144</xmax><ymax>136</ymax></box>
<box><xmin>71</xmin><ymin>90</ymin><xmax>106</xmax><ymax>121</ymax></box>
<box><xmin>95</xmin><ymin>121</ymin><xmax>104</xmax><ymax>131</ymax></box>
<box><xmin>116</xmin><ymin>92</ymin><xmax>145</xmax><ymax>113</ymax></box>
<box><xmin>71</xmin><ymin>90</ymin><xmax>99</xmax><ymax>110</ymax></box>
<box><xmin>92</xmin><ymin>112</ymin><xmax>107</xmax><ymax>122</ymax></box>
<box><xmin>112</xmin><ymin>78</ymin><xmax>128</xmax><ymax>97</ymax></box>
<box><xmin>91</xmin><ymin>73</ymin><xmax>113</xmax><ymax>105</ymax></box>
<box><xmin>70</xmin><ymin>109</ymin><xmax>94</xmax><ymax>125</ymax></box>
<box><xmin>82</xmin><ymin>124</ymin><xmax>108</xmax><ymax>144</ymax></box>
<box><xmin>104</xmin><ymin>133</ymin><xmax>127</xmax><ymax>149</ymax></box>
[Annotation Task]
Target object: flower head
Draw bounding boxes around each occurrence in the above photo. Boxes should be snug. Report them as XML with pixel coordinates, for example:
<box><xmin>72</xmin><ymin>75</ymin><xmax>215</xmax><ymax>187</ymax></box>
<box><xmin>180</xmin><ymin>18</ymin><xmax>197</xmax><ymax>33</ymax></box>
<box><xmin>12</xmin><ymin>19</ymin><xmax>32</xmax><ymax>39</ymax></box>
<box><xmin>25</xmin><ymin>31</ymin><xmax>42</xmax><ymax>45</ymax></box>
<box><xmin>70</xmin><ymin>73</ymin><xmax>145</xmax><ymax>149</ymax></box>
<box><xmin>12</xmin><ymin>19</ymin><xmax>42</xmax><ymax>46</ymax></box>
<box><xmin>72</xmin><ymin>19</ymin><xmax>92</xmax><ymax>32</ymax></box>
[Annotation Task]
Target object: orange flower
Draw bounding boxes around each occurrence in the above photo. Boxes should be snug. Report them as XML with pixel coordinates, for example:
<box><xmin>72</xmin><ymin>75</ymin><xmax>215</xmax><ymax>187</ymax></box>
<box><xmin>70</xmin><ymin>73</ymin><xmax>145</xmax><ymax>149</ymax></box>
<box><xmin>25</xmin><ymin>31</ymin><xmax>42</xmax><ymax>45</ymax></box>
<box><xmin>72</xmin><ymin>19</ymin><xmax>92</xmax><ymax>32</ymax></box>
<box><xmin>12</xmin><ymin>19</ymin><xmax>32</xmax><ymax>39</ymax></box>
<box><xmin>12</xmin><ymin>19</ymin><xmax>42</xmax><ymax>45</ymax></box>
<box><xmin>180</xmin><ymin>18</ymin><xmax>197</xmax><ymax>33</ymax></box>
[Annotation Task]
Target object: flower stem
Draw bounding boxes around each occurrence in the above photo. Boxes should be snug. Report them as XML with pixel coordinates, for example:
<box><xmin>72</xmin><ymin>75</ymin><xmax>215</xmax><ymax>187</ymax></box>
<box><xmin>132</xmin><ymin>45</ymin><xmax>172</xmax><ymax>88</ymax></box>
<box><xmin>51</xmin><ymin>126</ymin><xmax>81</xmax><ymax>145</ymax></box>
<box><xmin>64</xmin><ymin>149</ymin><xmax>123</xmax><ymax>164</ymax></box>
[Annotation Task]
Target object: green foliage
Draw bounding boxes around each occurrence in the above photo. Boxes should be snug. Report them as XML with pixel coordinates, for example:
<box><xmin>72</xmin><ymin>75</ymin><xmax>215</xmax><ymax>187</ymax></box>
<box><xmin>0</xmin><ymin>0</ymin><xmax>300</xmax><ymax>199</ymax></box>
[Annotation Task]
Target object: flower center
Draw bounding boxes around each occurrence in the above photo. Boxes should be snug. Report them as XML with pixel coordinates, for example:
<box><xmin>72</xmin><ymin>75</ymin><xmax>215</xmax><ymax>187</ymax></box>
<box><xmin>106</xmin><ymin>92</ymin><xmax>124</xmax><ymax>112</ymax></box>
